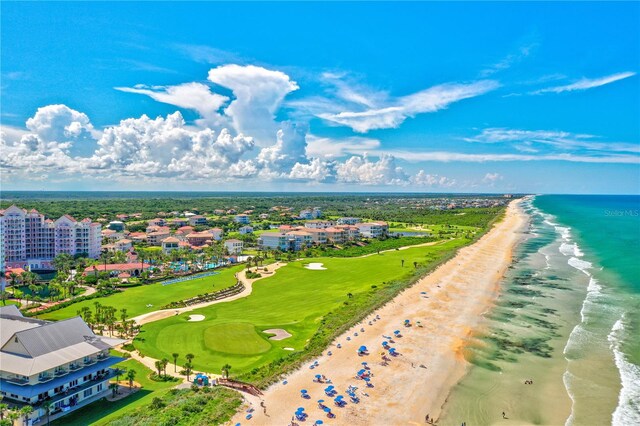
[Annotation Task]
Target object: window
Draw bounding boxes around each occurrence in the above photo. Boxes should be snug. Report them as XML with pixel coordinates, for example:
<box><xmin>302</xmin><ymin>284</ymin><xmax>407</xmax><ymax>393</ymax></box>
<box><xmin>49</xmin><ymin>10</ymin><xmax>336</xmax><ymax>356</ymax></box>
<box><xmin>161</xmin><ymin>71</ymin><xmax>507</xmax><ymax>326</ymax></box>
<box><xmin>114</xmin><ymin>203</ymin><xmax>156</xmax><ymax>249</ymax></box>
<box><xmin>97</xmin><ymin>383</ymin><xmax>103</xmax><ymax>392</ymax></box>
<box><xmin>83</xmin><ymin>388</ymin><xmax>93</xmax><ymax>398</ymax></box>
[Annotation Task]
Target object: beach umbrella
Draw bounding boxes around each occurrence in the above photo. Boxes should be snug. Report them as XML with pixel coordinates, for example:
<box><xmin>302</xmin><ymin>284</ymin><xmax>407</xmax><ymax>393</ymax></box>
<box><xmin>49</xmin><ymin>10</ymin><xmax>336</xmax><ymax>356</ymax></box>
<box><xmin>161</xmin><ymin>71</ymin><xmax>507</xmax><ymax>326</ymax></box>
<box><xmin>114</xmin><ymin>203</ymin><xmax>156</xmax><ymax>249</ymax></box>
<box><xmin>315</xmin><ymin>374</ymin><xmax>322</xmax><ymax>378</ymax></box>
<box><xmin>327</xmin><ymin>385</ymin><xmax>334</xmax><ymax>389</ymax></box>
<box><xmin>301</xmin><ymin>389</ymin><xmax>308</xmax><ymax>393</ymax></box>
<box><xmin>359</xmin><ymin>345</ymin><xmax>367</xmax><ymax>352</ymax></box>
<box><xmin>363</xmin><ymin>377</ymin><xmax>370</xmax><ymax>382</ymax></box>
<box><xmin>382</xmin><ymin>341</ymin><xmax>388</xmax><ymax>346</ymax></box>
<box><xmin>324</xmin><ymin>407</ymin><xmax>332</xmax><ymax>413</ymax></box>
<box><xmin>361</xmin><ymin>361</ymin><xmax>368</xmax><ymax>365</ymax></box>
<box><xmin>315</xmin><ymin>421</ymin><xmax>324</xmax><ymax>425</ymax></box>
<box><xmin>297</xmin><ymin>407</ymin><xmax>305</xmax><ymax>412</ymax></box>
<box><xmin>317</xmin><ymin>399</ymin><xmax>325</xmax><ymax>403</ymax></box>
<box><xmin>394</xmin><ymin>330</ymin><xmax>400</xmax><ymax>334</ymax></box>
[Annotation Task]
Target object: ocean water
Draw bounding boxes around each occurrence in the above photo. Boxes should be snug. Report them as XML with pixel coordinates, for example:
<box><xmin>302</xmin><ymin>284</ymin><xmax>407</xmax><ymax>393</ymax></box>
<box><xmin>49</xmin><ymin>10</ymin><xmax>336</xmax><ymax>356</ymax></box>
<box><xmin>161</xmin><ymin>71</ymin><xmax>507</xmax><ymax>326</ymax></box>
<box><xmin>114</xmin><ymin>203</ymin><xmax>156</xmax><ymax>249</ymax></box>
<box><xmin>439</xmin><ymin>195</ymin><xmax>640</xmax><ymax>426</ymax></box>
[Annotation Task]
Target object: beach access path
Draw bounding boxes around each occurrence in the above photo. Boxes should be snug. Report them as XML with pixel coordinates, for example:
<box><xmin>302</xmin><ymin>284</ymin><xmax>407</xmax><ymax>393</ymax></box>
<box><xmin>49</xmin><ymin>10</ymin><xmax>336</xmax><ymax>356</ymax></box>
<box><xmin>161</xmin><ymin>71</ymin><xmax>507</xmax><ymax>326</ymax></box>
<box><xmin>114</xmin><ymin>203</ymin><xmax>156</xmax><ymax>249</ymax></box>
<box><xmin>230</xmin><ymin>199</ymin><xmax>527</xmax><ymax>426</ymax></box>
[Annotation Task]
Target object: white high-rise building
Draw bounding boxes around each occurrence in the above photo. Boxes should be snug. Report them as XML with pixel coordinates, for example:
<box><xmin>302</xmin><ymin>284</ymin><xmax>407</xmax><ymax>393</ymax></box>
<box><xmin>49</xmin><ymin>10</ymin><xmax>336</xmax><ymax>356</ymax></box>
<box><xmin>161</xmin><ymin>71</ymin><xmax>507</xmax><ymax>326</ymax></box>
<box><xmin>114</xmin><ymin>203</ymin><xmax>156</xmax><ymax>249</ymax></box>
<box><xmin>0</xmin><ymin>206</ymin><xmax>101</xmax><ymax>270</ymax></box>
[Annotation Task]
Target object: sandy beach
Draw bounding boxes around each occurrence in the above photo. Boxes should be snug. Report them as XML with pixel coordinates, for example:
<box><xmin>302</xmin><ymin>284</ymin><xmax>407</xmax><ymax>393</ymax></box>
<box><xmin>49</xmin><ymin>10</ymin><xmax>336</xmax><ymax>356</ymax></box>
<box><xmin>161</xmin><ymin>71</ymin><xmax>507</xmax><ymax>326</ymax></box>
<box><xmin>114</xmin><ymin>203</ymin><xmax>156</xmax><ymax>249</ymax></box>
<box><xmin>230</xmin><ymin>199</ymin><xmax>528</xmax><ymax>426</ymax></box>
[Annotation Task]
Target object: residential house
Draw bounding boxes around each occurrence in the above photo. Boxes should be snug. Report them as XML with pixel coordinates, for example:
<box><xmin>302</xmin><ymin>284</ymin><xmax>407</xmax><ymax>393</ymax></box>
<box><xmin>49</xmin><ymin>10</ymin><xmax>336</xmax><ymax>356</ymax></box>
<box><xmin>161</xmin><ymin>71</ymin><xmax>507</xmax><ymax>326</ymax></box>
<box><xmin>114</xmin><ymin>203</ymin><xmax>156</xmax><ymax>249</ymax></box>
<box><xmin>161</xmin><ymin>237</ymin><xmax>180</xmax><ymax>255</ymax></box>
<box><xmin>337</xmin><ymin>217</ymin><xmax>361</xmax><ymax>225</ymax></box>
<box><xmin>224</xmin><ymin>239</ymin><xmax>243</xmax><ymax>255</ymax></box>
<box><xmin>238</xmin><ymin>226</ymin><xmax>254</xmax><ymax>235</ymax></box>
<box><xmin>188</xmin><ymin>215</ymin><xmax>208</xmax><ymax>226</ymax></box>
<box><xmin>234</xmin><ymin>214</ymin><xmax>251</xmax><ymax>224</ymax></box>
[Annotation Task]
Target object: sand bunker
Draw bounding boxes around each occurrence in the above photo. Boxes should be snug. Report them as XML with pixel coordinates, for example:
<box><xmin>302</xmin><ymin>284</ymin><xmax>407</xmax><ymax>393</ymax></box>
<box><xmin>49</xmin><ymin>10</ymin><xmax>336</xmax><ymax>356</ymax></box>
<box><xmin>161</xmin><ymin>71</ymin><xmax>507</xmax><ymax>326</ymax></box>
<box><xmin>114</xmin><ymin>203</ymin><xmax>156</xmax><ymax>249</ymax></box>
<box><xmin>305</xmin><ymin>263</ymin><xmax>327</xmax><ymax>270</ymax></box>
<box><xmin>264</xmin><ymin>328</ymin><xmax>292</xmax><ymax>340</ymax></box>
<box><xmin>284</xmin><ymin>347</ymin><xmax>295</xmax><ymax>351</ymax></box>
<box><xmin>188</xmin><ymin>314</ymin><xmax>205</xmax><ymax>322</ymax></box>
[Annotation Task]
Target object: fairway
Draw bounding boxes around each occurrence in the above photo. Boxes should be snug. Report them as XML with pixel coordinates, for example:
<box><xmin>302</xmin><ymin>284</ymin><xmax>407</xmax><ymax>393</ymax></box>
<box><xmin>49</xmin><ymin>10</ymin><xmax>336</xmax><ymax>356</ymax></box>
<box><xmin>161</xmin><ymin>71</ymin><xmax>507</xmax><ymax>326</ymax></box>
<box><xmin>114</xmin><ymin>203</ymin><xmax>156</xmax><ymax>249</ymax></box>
<box><xmin>41</xmin><ymin>265</ymin><xmax>244</xmax><ymax>321</ymax></box>
<box><xmin>134</xmin><ymin>238</ymin><xmax>468</xmax><ymax>374</ymax></box>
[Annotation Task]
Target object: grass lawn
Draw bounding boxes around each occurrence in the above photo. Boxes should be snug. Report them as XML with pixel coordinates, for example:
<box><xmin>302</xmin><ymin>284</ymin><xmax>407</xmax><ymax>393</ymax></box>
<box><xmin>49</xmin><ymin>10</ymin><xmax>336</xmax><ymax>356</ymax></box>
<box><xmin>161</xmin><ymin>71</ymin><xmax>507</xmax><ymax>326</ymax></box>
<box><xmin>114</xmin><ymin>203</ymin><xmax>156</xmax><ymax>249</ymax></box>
<box><xmin>41</xmin><ymin>265</ymin><xmax>244</xmax><ymax>321</ymax></box>
<box><xmin>53</xmin><ymin>358</ymin><xmax>175</xmax><ymax>426</ymax></box>
<box><xmin>134</xmin><ymin>238</ymin><xmax>469</xmax><ymax>374</ymax></box>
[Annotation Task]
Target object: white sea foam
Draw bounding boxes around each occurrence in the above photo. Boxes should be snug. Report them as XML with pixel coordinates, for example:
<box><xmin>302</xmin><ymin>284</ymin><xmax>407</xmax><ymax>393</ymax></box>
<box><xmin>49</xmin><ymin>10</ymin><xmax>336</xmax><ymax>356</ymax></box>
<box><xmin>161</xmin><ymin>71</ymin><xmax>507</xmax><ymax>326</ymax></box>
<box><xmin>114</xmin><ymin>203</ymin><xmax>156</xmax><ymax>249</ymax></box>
<box><xmin>608</xmin><ymin>317</ymin><xmax>640</xmax><ymax>426</ymax></box>
<box><xmin>563</xmin><ymin>370</ymin><xmax>577</xmax><ymax>426</ymax></box>
<box><xmin>555</xmin><ymin>226</ymin><xmax>571</xmax><ymax>241</ymax></box>
<box><xmin>568</xmin><ymin>257</ymin><xmax>592</xmax><ymax>275</ymax></box>
<box><xmin>560</xmin><ymin>242</ymin><xmax>583</xmax><ymax>257</ymax></box>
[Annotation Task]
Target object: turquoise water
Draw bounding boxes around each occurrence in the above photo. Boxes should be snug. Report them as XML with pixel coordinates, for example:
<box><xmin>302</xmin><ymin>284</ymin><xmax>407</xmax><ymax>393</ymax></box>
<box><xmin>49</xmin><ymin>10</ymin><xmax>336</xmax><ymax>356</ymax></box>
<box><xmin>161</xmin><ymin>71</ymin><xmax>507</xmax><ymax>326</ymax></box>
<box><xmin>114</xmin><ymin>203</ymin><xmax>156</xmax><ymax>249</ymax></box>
<box><xmin>440</xmin><ymin>195</ymin><xmax>639</xmax><ymax>425</ymax></box>
<box><xmin>534</xmin><ymin>195</ymin><xmax>640</xmax><ymax>425</ymax></box>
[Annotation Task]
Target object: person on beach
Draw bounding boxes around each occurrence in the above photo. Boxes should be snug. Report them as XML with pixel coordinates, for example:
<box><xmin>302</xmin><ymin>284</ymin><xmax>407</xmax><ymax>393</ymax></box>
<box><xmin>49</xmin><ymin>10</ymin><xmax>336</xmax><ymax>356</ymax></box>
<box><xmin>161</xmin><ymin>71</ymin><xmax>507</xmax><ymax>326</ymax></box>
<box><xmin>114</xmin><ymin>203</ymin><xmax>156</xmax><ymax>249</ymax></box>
<box><xmin>502</xmin><ymin>411</ymin><xmax>507</xmax><ymax>419</ymax></box>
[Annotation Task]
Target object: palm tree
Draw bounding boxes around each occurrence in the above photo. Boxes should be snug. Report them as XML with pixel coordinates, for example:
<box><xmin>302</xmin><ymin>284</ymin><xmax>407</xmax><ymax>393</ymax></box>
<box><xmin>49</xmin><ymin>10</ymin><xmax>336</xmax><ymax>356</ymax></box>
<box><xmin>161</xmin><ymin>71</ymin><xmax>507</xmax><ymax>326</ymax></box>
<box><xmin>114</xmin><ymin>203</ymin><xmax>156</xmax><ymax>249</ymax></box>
<box><xmin>43</xmin><ymin>401</ymin><xmax>53</xmax><ymax>426</ymax></box>
<box><xmin>8</xmin><ymin>272</ymin><xmax>19</xmax><ymax>287</ymax></box>
<box><xmin>109</xmin><ymin>382</ymin><xmax>119</xmax><ymax>398</ymax></box>
<box><xmin>160</xmin><ymin>358</ymin><xmax>169</xmax><ymax>377</ymax></box>
<box><xmin>183</xmin><ymin>362</ymin><xmax>193</xmax><ymax>381</ymax></box>
<box><xmin>172</xmin><ymin>353</ymin><xmax>179</xmax><ymax>372</ymax></box>
<box><xmin>126</xmin><ymin>369</ymin><xmax>137</xmax><ymax>392</ymax></box>
<box><xmin>221</xmin><ymin>363</ymin><xmax>232</xmax><ymax>379</ymax></box>
<box><xmin>186</xmin><ymin>353</ymin><xmax>194</xmax><ymax>364</ymax></box>
<box><xmin>20</xmin><ymin>406</ymin><xmax>33</xmax><ymax>426</ymax></box>
<box><xmin>154</xmin><ymin>360</ymin><xmax>163</xmax><ymax>376</ymax></box>
<box><xmin>7</xmin><ymin>410</ymin><xmax>19</xmax><ymax>426</ymax></box>
<box><xmin>401</xmin><ymin>259</ymin><xmax>405</xmax><ymax>267</ymax></box>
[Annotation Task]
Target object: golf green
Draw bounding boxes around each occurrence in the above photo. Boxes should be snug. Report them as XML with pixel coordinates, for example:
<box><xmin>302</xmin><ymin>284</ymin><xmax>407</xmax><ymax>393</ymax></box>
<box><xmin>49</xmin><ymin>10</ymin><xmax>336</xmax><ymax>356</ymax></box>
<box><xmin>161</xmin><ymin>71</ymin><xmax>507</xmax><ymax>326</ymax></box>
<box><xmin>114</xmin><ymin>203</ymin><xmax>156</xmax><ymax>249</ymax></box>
<box><xmin>134</xmin><ymin>238</ymin><xmax>468</xmax><ymax>374</ymax></box>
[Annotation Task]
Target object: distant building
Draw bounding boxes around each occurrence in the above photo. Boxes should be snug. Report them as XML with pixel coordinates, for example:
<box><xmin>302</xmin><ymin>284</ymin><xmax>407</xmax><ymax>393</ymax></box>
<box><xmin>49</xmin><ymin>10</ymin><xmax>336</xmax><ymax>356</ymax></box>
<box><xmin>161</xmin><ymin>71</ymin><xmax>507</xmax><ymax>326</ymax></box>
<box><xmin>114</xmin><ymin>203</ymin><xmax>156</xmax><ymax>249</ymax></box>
<box><xmin>234</xmin><ymin>214</ymin><xmax>251</xmax><ymax>224</ymax></box>
<box><xmin>325</xmin><ymin>227</ymin><xmax>347</xmax><ymax>244</ymax></box>
<box><xmin>224</xmin><ymin>239</ymin><xmax>243</xmax><ymax>255</ymax></box>
<box><xmin>162</xmin><ymin>237</ymin><xmax>180</xmax><ymax>255</ymax></box>
<box><xmin>355</xmin><ymin>222</ymin><xmax>389</xmax><ymax>239</ymax></box>
<box><xmin>147</xmin><ymin>218</ymin><xmax>166</xmax><ymax>227</ymax></box>
<box><xmin>107</xmin><ymin>221</ymin><xmax>125</xmax><ymax>232</ymax></box>
<box><xmin>147</xmin><ymin>230</ymin><xmax>171</xmax><ymax>246</ymax></box>
<box><xmin>302</xmin><ymin>228</ymin><xmax>327</xmax><ymax>244</ymax></box>
<box><xmin>298</xmin><ymin>210</ymin><xmax>314</xmax><ymax>220</ymax></box>
<box><xmin>337</xmin><ymin>217</ymin><xmax>361</xmax><ymax>225</ymax></box>
<box><xmin>238</xmin><ymin>226</ymin><xmax>254</xmax><ymax>235</ymax></box>
<box><xmin>186</xmin><ymin>232</ymin><xmax>212</xmax><ymax>247</ymax></box>
<box><xmin>102</xmin><ymin>239</ymin><xmax>132</xmax><ymax>253</ymax></box>
<box><xmin>206</xmin><ymin>228</ymin><xmax>224</xmax><ymax>241</ymax></box>
<box><xmin>0</xmin><ymin>305</ymin><xmax>125</xmax><ymax>424</ymax></box>
<box><xmin>0</xmin><ymin>205</ymin><xmax>101</xmax><ymax>270</ymax></box>
<box><xmin>258</xmin><ymin>213</ymin><xmax>269</xmax><ymax>220</ymax></box>
<box><xmin>257</xmin><ymin>233</ymin><xmax>290</xmax><ymax>251</ymax></box>
<box><xmin>188</xmin><ymin>215</ymin><xmax>208</xmax><ymax>226</ymax></box>
<box><xmin>285</xmin><ymin>231</ymin><xmax>313</xmax><ymax>251</ymax></box>
<box><xmin>304</xmin><ymin>220</ymin><xmax>334</xmax><ymax>229</ymax></box>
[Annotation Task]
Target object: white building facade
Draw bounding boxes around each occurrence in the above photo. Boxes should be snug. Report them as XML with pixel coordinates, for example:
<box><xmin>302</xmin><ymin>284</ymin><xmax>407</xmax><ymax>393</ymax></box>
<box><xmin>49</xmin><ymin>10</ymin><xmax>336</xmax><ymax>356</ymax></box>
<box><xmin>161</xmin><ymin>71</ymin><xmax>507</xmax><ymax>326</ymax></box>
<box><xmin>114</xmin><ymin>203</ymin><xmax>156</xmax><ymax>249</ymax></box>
<box><xmin>1</xmin><ymin>206</ymin><xmax>101</xmax><ymax>270</ymax></box>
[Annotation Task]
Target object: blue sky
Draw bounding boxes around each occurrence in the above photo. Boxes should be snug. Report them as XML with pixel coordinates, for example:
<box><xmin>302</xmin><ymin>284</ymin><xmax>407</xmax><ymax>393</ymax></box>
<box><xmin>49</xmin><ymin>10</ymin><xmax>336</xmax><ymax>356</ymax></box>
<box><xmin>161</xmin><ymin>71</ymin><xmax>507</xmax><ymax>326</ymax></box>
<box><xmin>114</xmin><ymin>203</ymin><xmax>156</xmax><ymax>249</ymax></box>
<box><xmin>1</xmin><ymin>2</ymin><xmax>638</xmax><ymax>193</ymax></box>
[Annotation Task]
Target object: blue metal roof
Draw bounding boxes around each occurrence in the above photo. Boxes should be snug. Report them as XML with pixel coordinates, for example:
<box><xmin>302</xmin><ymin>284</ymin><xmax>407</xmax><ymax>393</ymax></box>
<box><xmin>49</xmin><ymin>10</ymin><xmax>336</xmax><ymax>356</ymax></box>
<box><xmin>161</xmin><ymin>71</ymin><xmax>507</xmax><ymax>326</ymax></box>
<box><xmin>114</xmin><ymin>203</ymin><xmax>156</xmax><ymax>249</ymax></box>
<box><xmin>0</xmin><ymin>356</ymin><xmax>125</xmax><ymax>398</ymax></box>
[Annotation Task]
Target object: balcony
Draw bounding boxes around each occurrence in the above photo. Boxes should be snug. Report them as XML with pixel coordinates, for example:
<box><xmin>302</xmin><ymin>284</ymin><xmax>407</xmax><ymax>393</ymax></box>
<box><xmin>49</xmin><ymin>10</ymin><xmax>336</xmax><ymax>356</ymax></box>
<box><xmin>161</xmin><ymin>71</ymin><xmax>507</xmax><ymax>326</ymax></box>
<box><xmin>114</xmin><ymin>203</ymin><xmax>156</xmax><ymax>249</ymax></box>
<box><xmin>54</xmin><ymin>369</ymin><xmax>68</xmax><ymax>377</ymax></box>
<box><xmin>83</xmin><ymin>358</ymin><xmax>96</xmax><ymax>366</ymax></box>
<box><xmin>38</xmin><ymin>374</ymin><xmax>54</xmax><ymax>383</ymax></box>
<box><xmin>5</xmin><ymin>376</ymin><xmax>29</xmax><ymax>385</ymax></box>
<box><xmin>69</xmin><ymin>363</ymin><xmax>82</xmax><ymax>371</ymax></box>
<box><xmin>96</xmin><ymin>352</ymin><xmax>108</xmax><ymax>361</ymax></box>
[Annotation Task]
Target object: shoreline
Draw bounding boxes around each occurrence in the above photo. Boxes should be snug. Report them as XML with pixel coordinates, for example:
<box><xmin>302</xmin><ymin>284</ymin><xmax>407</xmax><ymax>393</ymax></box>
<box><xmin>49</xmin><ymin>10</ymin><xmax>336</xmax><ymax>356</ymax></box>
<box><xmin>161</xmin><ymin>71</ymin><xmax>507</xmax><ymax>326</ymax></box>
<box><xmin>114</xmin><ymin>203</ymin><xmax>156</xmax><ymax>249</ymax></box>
<box><xmin>230</xmin><ymin>198</ymin><xmax>529</xmax><ymax>425</ymax></box>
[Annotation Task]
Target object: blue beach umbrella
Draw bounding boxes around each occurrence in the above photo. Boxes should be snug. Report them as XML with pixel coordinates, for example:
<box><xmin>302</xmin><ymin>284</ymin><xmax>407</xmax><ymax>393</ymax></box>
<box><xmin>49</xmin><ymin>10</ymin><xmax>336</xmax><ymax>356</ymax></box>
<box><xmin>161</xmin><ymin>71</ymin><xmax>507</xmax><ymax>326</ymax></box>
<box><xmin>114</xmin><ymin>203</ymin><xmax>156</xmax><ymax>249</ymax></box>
<box><xmin>317</xmin><ymin>399</ymin><xmax>325</xmax><ymax>403</ymax></box>
<box><xmin>394</xmin><ymin>330</ymin><xmax>400</xmax><ymax>334</ymax></box>
<box><xmin>315</xmin><ymin>374</ymin><xmax>322</xmax><ymax>378</ymax></box>
<box><xmin>315</xmin><ymin>421</ymin><xmax>324</xmax><ymax>425</ymax></box>
<box><xmin>324</xmin><ymin>407</ymin><xmax>331</xmax><ymax>413</ymax></box>
<box><xmin>301</xmin><ymin>389</ymin><xmax>308</xmax><ymax>393</ymax></box>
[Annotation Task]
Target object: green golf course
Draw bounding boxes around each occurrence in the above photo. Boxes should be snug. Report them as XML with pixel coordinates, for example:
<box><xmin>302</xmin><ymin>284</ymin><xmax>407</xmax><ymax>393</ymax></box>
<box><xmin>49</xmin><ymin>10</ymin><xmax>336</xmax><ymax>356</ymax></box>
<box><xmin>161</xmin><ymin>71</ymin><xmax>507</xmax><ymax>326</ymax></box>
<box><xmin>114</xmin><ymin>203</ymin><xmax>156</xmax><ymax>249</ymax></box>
<box><xmin>41</xmin><ymin>265</ymin><xmax>245</xmax><ymax>321</ymax></box>
<box><xmin>133</xmin><ymin>238</ymin><xmax>468</xmax><ymax>374</ymax></box>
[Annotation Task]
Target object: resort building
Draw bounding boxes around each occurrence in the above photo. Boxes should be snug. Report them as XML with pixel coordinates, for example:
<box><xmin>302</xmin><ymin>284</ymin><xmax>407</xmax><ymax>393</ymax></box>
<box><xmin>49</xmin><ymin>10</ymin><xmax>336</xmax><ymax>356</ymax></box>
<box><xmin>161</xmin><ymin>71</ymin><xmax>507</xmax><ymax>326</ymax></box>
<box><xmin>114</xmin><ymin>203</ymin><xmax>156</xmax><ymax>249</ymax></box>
<box><xmin>101</xmin><ymin>229</ymin><xmax>124</xmax><ymax>242</ymax></box>
<box><xmin>337</xmin><ymin>217</ymin><xmax>361</xmax><ymax>225</ymax></box>
<box><xmin>188</xmin><ymin>215</ymin><xmax>208</xmax><ymax>226</ymax></box>
<box><xmin>102</xmin><ymin>239</ymin><xmax>132</xmax><ymax>253</ymax></box>
<box><xmin>0</xmin><ymin>305</ymin><xmax>125</xmax><ymax>424</ymax></box>
<box><xmin>0</xmin><ymin>215</ymin><xmax>5</xmax><ymax>290</ymax></box>
<box><xmin>335</xmin><ymin>225</ymin><xmax>361</xmax><ymax>241</ymax></box>
<box><xmin>238</xmin><ymin>225</ymin><xmax>254</xmax><ymax>235</ymax></box>
<box><xmin>298</xmin><ymin>210</ymin><xmax>314</xmax><ymax>220</ymax></box>
<box><xmin>206</xmin><ymin>228</ymin><xmax>224</xmax><ymax>241</ymax></box>
<box><xmin>171</xmin><ymin>218</ymin><xmax>189</xmax><ymax>228</ymax></box>
<box><xmin>147</xmin><ymin>230</ymin><xmax>171</xmax><ymax>246</ymax></box>
<box><xmin>84</xmin><ymin>263</ymin><xmax>151</xmax><ymax>277</ymax></box>
<box><xmin>304</xmin><ymin>220</ymin><xmax>334</xmax><ymax>229</ymax></box>
<box><xmin>355</xmin><ymin>222</ymin><xmax>389</xmax><ymax>239</ymax></box>
<box><xmin>325</xmin><ymin>227</ymin><xmax>347</xmax><ymax>244</ymax></box>
<box><xmin>224</xmin><ymin>239</ymin><xmax>244</xmax><ymax>255</ymax></box>
<box><xmin>303</xmin><ymin>228</ymin><xmax>328</xmax><ymax>244</ymax></box>
<box><xmin>185</xmin><ymin>232</ymin><xmax>212</xmax><ymax>247</ymax></box>
<box><xmin>161</xmin><ymin>237</ymin><xmax>180</xmax><ymax>255</ymax></box>
<box><xmin>148</xmin><ymin>218</ymin><xmax>166</xmax><ymax>227</ymax></box>
<box><xmin>285</xmin><ymin>231</ymin><xmax>313</xmax><ymax>251</ymax></box>
<box><xmin>0</xmin><ymin>206</ymin><xmax>101</xmax><ymax>270</ymax></box>
<box><xmin>234</xmin><ymin>214</ymin><xmax>251</xmax><ymax>224</ymax></box>
<box><xmin>128</xmin><ymin>232</ymin><xmax>147</xmax><ymax>244</ymax></box>
<box><xmin>257</xmin><ymin>233</ymin><xmax>290</xmax><ymax>251</ymax></box>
